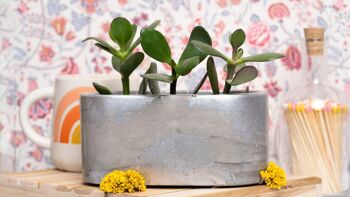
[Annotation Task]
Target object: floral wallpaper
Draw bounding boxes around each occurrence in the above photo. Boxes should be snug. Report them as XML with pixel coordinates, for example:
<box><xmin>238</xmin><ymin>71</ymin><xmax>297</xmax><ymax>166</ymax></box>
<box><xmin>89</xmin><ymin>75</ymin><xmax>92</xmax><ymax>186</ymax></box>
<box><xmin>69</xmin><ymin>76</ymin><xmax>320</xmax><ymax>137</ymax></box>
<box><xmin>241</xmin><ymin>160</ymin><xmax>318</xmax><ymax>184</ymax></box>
<box><xmin>1</xmin><ymin>0</ymin><xmax>350</xmax><ymax>172</ymax></box>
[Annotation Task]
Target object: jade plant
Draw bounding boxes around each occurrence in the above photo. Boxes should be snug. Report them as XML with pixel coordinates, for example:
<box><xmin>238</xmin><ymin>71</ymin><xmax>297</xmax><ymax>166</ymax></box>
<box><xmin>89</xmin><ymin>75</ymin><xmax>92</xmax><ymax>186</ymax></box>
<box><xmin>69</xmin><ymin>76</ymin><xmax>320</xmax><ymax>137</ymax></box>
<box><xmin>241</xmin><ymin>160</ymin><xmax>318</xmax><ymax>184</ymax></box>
<box><xmin>83</xmin><ymin>17</ymin><xmax>159</xmax><ymax>95</ymax></box>
<box><xmin>84</xmin><ymin>16</ymin><xmax>284</xmax><ymax>95</ymax></box>
<box><xmin>140</xmin><ymin>26</ymin><xmax>211</xmax><ymax>94</ymax></box>
<box><xmin>191</xmin><ymin>29</ymin><xmax>284</xmax><ymax>94</ymax></box>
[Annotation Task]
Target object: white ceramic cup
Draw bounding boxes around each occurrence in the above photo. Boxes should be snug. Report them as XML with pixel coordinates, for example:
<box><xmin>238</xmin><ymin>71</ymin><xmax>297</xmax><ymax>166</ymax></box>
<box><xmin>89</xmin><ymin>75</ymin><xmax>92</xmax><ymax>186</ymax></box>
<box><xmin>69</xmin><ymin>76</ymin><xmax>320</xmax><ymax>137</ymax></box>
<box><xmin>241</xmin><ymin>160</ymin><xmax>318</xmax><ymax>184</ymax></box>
<box><xmin>19</xmin><ymin>74</ymin><xmax>137</xmax><ymax>172</ymax></box>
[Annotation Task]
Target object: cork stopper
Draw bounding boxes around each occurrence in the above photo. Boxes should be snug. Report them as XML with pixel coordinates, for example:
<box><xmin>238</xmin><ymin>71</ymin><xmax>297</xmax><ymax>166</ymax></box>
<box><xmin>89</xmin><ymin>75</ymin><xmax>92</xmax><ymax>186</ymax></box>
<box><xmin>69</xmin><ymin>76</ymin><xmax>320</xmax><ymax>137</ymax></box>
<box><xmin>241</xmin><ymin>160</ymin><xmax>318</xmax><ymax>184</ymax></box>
<box><xmin>304</xmin><ymin>28</ymin><xmax>324</xmax><ymax>56</ymax></box>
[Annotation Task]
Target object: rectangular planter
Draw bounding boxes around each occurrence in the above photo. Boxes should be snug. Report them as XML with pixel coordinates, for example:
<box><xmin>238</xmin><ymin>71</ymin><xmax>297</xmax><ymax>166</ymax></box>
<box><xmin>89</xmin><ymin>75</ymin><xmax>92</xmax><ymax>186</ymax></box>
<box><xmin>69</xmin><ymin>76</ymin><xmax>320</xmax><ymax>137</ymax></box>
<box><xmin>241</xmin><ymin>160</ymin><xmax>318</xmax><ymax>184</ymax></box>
<box><xmin>80</xmin><ymin>92</ymin><xmax>268</xmax><ymax>186</ymax></box>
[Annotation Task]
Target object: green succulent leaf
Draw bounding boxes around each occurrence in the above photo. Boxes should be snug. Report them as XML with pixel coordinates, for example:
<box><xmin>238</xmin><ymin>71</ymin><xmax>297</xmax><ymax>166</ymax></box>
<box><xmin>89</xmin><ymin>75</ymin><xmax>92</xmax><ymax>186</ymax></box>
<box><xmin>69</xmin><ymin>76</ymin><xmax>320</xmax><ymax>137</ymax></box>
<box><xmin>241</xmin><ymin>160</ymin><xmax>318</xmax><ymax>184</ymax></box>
<box><xmin>129</xmin><ymin>20</ymin><xmax>161</xmax><ymax>52</ymax></box>
<box><xmin>92</xmin><ymin>82</ymin><xmax>112</xmax><ymax>95</ymax></box>
<box><xmin>83</xmin><ymin>37</ymin><xmax>117</xmax><ymax>55</ymax></box>
<box><xmin>192</xmin><ymin>72</ymin><xmax>208</xmax><ymax>94</ymax></box>
<box><xmin>234</xmin><ymin>48</ymin><xmax>244</xmax><ymax>59</ymax></box>
<box><xmin>140</xmin><ymin>29</ymin><xmax>172</xmax><ymax>64</ymax></box>
<box><xmin>94</xmin><ymin>43</ymin><xmax>113</xmax><ymax>55</ymax></box>
<box><xmin>120</xmin><ymin>52</ymin><xmax>144</xmax><ymax>77</ymax></box>
<box><xmin>229</xmin><ymin>29</ymin><xmax>245</xmax><ymax>50</ymax></box>
<box><xmin>147</xmin><ymin>62</ymin><xmax>160</xmax><ymax>94</ymax></box>
<box><xmin>206</xmin><ymin>57</ymin><xmax>219</xmax><ymax>94</ymax></box>
<box><xmin>125</xmin><ymin>24</ymin><xmax>137</xmax><ymax>50</ymax></box>
<box><xmin>235</xmin><ymin>53</ymin><xmax>284</xmax><ymax>64</ymax></box>
<box><xmin>138</xmin><ymin>77</ymin><xmax>148</xmax><ymax>94</ymax></box>
<box><xmin>179</xmin><ymin>26</ymin><xmax>212</xmax><ymax>63</ymax></box>
<box><xmin>112</xmin><ymin>55</ymin><xmax>123</xmax><ymax>72</ymax></box>
<box><xmin>191</xmin><ymin>40</ymin><xmax>233</xmax><ymax>64</ymax></box>
<box><xmin>109</xmin><ymin>17</ymin><xmax>133</xmax><ymax>51</ymax></box>
<box><xmin>175</xmin><ymin>56</ymin><xmax>200</xmax><ymax>76</ymax></box>
<box><xmin>138</xmin><ymin>62</ymin><xmax>160</xmax><ymax>94</ymax></box>
<box><xmin>227</xmin><ymin>66</ymin><xmax>258</xmax><ymax>86</ymax></box>
<box><xmin>145</xmin><ymin>20</ymin><xmax>161</xmax><ymax>30</ymax></box>
<box><xmin>141</xmin><ymin>73</ymin><xmax>174</xmax><ymax>83</ymax></box>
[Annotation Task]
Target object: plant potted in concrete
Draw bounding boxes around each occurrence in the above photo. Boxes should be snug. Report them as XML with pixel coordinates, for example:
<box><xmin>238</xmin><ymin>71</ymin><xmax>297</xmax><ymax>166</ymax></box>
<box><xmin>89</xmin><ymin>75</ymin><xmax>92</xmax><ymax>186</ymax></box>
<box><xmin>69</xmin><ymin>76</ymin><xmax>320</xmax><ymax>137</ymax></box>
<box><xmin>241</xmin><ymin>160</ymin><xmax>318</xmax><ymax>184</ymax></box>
<box><xmin>81</xmin><ymin>16</ymin><xmax>284</xmax><ymax>186</ymax></box>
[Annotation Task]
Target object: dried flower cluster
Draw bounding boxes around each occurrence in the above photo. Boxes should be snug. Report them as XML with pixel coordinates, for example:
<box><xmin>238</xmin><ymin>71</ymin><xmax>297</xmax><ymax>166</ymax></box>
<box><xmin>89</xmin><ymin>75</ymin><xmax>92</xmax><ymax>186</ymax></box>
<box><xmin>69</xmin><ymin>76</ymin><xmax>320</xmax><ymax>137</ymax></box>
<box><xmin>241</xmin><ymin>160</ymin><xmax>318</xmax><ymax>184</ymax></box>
<box><xmin>100</xmin><ymin>169</ymin><xmax>146</xmax><ymax>193</ymax></box>
<box><xmin>260</xmin><ymin>162</ymin><xmax>287</xmax><ymax>190</ymax></box>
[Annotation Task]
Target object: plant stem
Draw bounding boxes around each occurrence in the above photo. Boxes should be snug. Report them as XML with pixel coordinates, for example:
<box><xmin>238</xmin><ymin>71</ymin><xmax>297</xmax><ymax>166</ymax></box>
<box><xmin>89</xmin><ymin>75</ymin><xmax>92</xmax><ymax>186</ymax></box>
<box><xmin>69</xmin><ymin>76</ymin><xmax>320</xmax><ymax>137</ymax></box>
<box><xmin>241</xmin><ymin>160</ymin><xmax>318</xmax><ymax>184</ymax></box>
<box><xmin>122</xmin><ymin>77</ymin><xmax>130</xmax><ymax>95</ymax></box>
<box><xmin>223</xmin><ymin>64</ymin><xmax>235</xmax><ymax>94</ymax></box>
<box><xmin>170</xmin><ymin>68</ymin><xmax>177</xmax><ymax>94</ymax></box>
<box><xmin>223</xmin><ymin>49</ymin><xmax>239</xmax><ymax>94</ymax></box>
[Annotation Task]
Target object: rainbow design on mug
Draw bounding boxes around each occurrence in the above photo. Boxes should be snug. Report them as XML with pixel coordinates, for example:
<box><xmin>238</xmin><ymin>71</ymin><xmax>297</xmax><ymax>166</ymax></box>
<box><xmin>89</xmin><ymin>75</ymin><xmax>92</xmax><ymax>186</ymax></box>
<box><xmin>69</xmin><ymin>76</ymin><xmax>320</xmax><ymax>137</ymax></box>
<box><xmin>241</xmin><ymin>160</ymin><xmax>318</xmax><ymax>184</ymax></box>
<box><xmin>54</xmin><ymin>87</ymin><xmax>94</xmax><ymax>144</ymax></box>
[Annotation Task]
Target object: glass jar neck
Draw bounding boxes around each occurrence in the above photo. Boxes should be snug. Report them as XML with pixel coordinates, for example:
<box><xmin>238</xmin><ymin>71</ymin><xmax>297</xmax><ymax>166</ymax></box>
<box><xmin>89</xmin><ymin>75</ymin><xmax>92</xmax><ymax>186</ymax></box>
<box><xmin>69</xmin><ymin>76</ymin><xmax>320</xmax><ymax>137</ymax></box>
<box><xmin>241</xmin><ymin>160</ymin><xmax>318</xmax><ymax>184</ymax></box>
<box><xmin>306</xmin><ymin>54</ymin><xmax>328</xmax><ymax>85</ymax></box>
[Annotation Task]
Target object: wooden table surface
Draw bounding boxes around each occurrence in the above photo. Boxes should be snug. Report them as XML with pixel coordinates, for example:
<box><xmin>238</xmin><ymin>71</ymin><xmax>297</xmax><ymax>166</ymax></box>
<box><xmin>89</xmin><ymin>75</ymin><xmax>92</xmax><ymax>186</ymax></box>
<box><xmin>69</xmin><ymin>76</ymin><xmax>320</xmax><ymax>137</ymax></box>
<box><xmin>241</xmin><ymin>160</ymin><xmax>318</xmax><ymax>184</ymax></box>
<box><xmin>0</xmin><ymin>169</ymin><xmax>321</xmax><ymax>197</ymax></box>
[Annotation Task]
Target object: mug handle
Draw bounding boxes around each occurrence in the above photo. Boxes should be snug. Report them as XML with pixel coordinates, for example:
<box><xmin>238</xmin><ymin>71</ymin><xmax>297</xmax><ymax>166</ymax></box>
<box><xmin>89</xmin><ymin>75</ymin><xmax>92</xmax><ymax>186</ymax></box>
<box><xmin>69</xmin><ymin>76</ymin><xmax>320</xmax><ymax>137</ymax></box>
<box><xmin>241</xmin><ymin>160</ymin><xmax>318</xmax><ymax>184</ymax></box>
<box><xmin>19</xmin><ymin>88</ymin><xmax>53</xmax><ymax>148</ymax></box>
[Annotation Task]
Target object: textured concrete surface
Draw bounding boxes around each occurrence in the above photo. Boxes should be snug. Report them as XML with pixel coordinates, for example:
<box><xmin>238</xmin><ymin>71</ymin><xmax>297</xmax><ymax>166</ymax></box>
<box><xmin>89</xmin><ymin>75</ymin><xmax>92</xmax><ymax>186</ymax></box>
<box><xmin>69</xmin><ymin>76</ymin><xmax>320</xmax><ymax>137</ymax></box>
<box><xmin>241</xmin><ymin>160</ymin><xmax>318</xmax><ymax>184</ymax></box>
<box><xmin>80</xmin><ymin>92</ymin><xmax>268</xmax><ymax>186</ymax></box>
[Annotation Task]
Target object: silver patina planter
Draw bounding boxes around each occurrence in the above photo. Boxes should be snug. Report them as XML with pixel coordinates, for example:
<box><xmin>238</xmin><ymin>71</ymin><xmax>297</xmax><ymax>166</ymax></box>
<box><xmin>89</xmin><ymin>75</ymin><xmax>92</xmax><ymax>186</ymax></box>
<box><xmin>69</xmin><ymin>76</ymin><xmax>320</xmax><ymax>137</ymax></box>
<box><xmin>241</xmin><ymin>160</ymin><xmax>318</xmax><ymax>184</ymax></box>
<box><xmin>80</xmin><ymin>92</ymin><xmax>268</xmax><ymax>186</ymax></box>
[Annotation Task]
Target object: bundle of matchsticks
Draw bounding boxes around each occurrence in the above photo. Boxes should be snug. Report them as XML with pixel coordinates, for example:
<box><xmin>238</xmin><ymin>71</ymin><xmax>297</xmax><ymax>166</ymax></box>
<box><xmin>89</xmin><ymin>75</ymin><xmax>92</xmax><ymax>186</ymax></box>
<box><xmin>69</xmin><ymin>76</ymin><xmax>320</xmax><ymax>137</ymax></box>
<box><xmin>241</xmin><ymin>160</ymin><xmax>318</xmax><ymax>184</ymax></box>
<box><xmin>284</xmin><ymin>99</ymin><xmax>348</xmax><ymax>194</ymax></box>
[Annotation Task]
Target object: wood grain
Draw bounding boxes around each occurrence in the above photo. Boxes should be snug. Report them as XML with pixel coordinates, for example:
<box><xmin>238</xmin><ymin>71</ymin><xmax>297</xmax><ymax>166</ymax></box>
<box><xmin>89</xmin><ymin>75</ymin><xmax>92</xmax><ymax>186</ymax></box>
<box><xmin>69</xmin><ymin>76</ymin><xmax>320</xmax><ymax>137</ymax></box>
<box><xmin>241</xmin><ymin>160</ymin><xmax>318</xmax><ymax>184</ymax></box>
<box><xmin>0</xmin><ymin>170</ymin><xmax>321</xmax><ymax>197</ymax></box>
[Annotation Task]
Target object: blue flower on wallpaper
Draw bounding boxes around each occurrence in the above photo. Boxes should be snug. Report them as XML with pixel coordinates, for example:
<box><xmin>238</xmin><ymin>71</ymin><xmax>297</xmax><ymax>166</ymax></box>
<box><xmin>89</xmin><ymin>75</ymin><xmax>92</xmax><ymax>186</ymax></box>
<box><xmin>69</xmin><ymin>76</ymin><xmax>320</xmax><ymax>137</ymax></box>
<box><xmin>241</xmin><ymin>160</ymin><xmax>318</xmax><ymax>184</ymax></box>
<box><xmin>328</xmin><ymin>46</ymin><xmax>343</xmax><ymax>62</ymax></box>
<box><xmin>13</xmin><ymin>47</ymin><xmax>26</xmax><ymax>61</ymax></box>
<box><xmin>148</xmin><ymin>0</ymin><xmax>164</xmax><ymax>10</ymax></box>
<box><xmin>71</xmin><ymin>11</ymin><xmax>89</xmax><ymax>31</ymax></box>
<box><xmin>270</xmin><ymin>25</ymin><xmax>278</xmax><ymax>32</ymax></box>
<box><xmin>47</xmin><ymin>0</ymin><xmax>67</xmax><ymax>16</ymax></box>
<box><xmin>251</xmin><ymin>14</ymin><xmax>260</xmax><ymax>22</ymax></box>
<box><xmin>169</xmin><ymin>0</ymin><xmax>185</xmax><ymax>10</ymax></box>
<box><xmin>317</xmin><ymin>16</ymin><xmax>327</xmax><ymax>28</ymax></box>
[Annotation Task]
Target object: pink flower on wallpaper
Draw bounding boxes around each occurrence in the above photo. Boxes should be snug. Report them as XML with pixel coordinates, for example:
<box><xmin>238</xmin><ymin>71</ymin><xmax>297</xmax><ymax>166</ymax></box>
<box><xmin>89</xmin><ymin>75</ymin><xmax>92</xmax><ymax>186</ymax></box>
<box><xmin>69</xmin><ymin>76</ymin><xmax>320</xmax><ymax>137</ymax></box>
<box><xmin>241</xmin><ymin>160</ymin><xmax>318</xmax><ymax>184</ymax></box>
<box><xmin>65</xmin><ymin>31</ymin><xmax>76</xmax><ymax>41</ymax></box>
<box><xmin>29</xmin><ymin>99</ymin><xmax>53</xmax><ymax>120</ymax></box>
<box><xmin>17</xmin><ymin>1</ymin><xmax>29</xmax><ymax>14</ymax></box>
<box><xmin>216</xmin><ymin>0</ymin><xmax>240</xmax><ymax>7</ymax></box>
<box><xmin>214</xmin><ymin>21</ymin><xmax>226</xmax><ymax>37</ymax></box>
<box><xmin>264</xmin><ymin>80</ymin><xmax>282</xmax><ymax>97</ymax></box>
<box><xmin>181</xmin><ymin>36</ymin><xmax>189</xmax><ymax>45</ymax></box>
<box><xmin>60</xmin><ymin>58</ymin><xmax>80</xmax><ymax>74</ymax></box>
<box><xmin>28</xmin><ymin>78</ymin><xmax>38</xmax><ymax>92</ymax></box>
<box><xmin>132</xmin><ymin>13</ymin><xmax>149</xmax><ymax>27</ymax></box>
<box><xmin>101</xmin><ymin>22</ymin><xmax>110</xmax><ymax>33</ymax></box>
<box><xmin>268</xmin><ymin>3</ymin><xmax>290</xmax><ymax>20</ymax></box>
<box><xmin>201</xmin><ymin>79</ymin><xmax>212</xmax><ymax>91</ymax></box>
<box><xmin>216</xmin><ymin>0</ymin><xmax>228</xmax><ymax>7</ymax></box>
<box><xmin>82</xmin><ymin>0</ymin><xmax>98</xmax><ymax>14</ymax></box>
<box><xmin>22</xmin><ymin>78</ymin><xmax>53</xmax><ymax>120</ymax></box>
<box><xmin>119</xmin><ymin>0</ymin><xmax>128</xmax><ymax>6</ymax></box>
<box><xmin>313</xmin><ymin>0</ymin><xmax>324</xmax><ymax>10</ymax></box>
<box><xmin>247</xmin><ymin>22</ymin><xmax>270</xmax><ymax>49</ymax></box>
<box><xmin>282</xmin><ymin>45</ymin><xmax>301</xmax><ymax>71</ymax></box>
<box><xmin>333</xmin><ymin>0</ymin><xmax>347</xmax><ymax>11</ymax></box>
<box><xmin>51</xmin><ymin>17</ymin><xmax>67</xmax><ymax>36</ymax></box>
<box><xmin>231</xmin><ymin>0</ymin><xmax>241</xmax><ymax>5</ymax></box>
<box><xmin>10</xmin><ymin>131</ymin><xmax>27</xmax><ymax>148</ymax></box>
<box><xmin>1</xmin><ymin>38</ymin><xmax>11</xmax><ymax>51</ymax></box>
<box><xmin>39</xmin><ymin>45</ymin><xmax>55</xmax><ymax>62</ymax></box>
<box><xmin>30</xmin><ymin>146</ymin><xmax>43</xmax><ymax>162</ymax></box>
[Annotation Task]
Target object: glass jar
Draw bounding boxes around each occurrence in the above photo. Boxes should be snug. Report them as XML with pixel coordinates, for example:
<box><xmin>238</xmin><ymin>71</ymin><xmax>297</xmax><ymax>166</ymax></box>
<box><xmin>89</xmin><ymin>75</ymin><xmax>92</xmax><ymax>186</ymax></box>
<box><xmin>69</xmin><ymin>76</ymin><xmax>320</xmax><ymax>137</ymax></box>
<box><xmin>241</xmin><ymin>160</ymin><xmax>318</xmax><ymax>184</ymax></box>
<box><xmin>275</xmin><ymin>28</ymin><xmax>349</xmax><ymax>195</ymax></box>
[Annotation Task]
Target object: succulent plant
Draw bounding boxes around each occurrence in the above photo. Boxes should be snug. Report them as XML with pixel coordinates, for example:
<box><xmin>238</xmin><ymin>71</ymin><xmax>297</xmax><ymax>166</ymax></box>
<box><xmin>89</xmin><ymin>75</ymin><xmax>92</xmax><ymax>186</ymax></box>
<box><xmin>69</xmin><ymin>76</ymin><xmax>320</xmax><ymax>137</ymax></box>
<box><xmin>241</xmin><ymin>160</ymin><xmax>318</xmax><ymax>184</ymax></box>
<box><xmin>191</xmin><ymin>29</ymin><xmax>284</xmax><ymax>94</ymax></box>
<box><xmin>84</xmin><ymin>16</ymin><xmax>284</xmax><ymax>95</ymax></box>
<box><xmin>139</xmin><ymin>26</ymin><xmax>212</xmax><ymax>94</ymax></box>
<box><xmin>83</xmin><ymin>17</ymin><xmax>159</xmax><ymax>95</ymax></box>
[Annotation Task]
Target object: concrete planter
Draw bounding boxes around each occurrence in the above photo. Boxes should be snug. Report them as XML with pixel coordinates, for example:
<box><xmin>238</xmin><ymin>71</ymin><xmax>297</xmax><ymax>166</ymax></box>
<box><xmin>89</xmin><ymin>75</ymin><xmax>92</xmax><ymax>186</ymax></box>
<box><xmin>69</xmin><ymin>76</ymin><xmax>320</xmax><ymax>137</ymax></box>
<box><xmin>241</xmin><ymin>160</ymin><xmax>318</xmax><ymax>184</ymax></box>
<box><xmin>80</xmin><ymin>92</ymin><xmax>268</xmax><ymax>186</ymax></box>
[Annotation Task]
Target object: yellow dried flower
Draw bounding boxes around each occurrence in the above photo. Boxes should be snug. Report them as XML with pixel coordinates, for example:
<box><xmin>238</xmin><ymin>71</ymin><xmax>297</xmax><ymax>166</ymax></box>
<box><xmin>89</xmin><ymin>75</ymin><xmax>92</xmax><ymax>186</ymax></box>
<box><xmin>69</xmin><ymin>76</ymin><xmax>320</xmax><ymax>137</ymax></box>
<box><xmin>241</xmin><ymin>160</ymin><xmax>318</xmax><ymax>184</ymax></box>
<box><xmin>99</xmin><ymin>169</ymin><xmax>146</xmax><ymax>193</ymax></box>
<box><xmin>260</xmin><ymin>162</ymin><xmax>287</xmax><ymax>190</ymax></box>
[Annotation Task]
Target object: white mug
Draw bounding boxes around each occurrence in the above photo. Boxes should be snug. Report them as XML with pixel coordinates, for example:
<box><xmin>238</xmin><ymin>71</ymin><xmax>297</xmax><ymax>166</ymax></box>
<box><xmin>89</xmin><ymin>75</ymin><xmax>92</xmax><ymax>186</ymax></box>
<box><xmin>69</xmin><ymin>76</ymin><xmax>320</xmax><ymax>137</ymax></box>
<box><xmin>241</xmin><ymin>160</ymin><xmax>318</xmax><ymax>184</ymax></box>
<box><xmin>19</xmin><ymin>74</ymin><xmax>136</xmax><ymax>172</ymax></box>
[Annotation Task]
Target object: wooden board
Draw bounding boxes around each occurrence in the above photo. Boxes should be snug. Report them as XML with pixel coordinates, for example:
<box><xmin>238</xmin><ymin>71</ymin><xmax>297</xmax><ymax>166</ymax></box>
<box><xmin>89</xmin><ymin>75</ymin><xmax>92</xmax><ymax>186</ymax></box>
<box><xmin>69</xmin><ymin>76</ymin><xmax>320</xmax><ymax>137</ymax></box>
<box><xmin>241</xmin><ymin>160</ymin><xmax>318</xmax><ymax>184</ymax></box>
<box><xmin>0</xmin><ymin>169</ymin><xmax>321</xmax><ymax>197</ymax></box>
